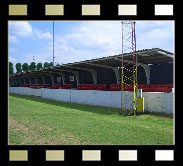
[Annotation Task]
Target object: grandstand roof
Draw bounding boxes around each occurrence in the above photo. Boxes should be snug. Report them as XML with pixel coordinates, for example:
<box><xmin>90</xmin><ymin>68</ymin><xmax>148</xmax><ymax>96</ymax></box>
<box><xmin>11</xmin><ymin>48</ymin><xmax>173</xmax><ymax>77</ymax></box>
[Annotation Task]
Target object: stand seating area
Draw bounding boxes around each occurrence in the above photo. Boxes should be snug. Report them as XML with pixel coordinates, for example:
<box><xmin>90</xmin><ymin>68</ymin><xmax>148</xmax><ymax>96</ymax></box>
<box><xmin>60</xmin><ymin>84</ymin><xmax>74</xmax><ymax>89</ymax></box>
<box><xmin>109</xmin><ymin>84</ymin><xmax>121</xmax><ymax>91</ymax></box>
<box><xmin>21</xmin><ymin>84</ymin><xmax>49</xmax><ymax>88</ymax></box>
<box><xmin>49</xmin><ymin>84</ymin><xmax>63</xmax><ymax>89</ymax></box>
<box><xmin>78</xmin><ymin>84</ymin><xmax>107</xmax><ymax>90</ymax></box>
<box><xmin>108</xmin><ymin>84</ymin><xmax>134</xmax><ymax>91</ymax></box>
<box><xmin>20</xmin><ymin>83</ymin><xmax>173</xmax><ymax>92</ymax></box>
<box><xmin>47</xmin><ymin>84</ymin><xmax>74</xmax><ymax>89</ymax></box>
<box><xmin>108</xmin><ymin>84</ymin><xmax>173</xmax><ymax>92</ymax></box>
<box><xmin>138</xmin><ymin>84</ymin><xmax>173</xmax><ymax>92</ymax></box>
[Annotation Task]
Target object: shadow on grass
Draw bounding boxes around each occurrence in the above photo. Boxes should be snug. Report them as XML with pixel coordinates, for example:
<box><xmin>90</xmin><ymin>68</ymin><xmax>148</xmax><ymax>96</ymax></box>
<box><xmin>9</xmin><ymin>93</ymin><xmax>173</xmax><ymax>118</ymax></box>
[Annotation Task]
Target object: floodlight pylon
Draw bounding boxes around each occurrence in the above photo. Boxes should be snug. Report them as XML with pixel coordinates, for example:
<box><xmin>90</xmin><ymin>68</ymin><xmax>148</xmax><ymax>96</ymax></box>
<box><xmin>121</xmin><ymin>21</ymin><xmax>138</xmax><ymax>116</ymax></box>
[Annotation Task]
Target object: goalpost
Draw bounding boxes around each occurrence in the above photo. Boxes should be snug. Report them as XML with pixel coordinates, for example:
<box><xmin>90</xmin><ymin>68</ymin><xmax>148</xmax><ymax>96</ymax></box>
<box><xmin>121</xmin><ymin>21</ymin><xmax>138</xmax><ymax>116</ymax></box>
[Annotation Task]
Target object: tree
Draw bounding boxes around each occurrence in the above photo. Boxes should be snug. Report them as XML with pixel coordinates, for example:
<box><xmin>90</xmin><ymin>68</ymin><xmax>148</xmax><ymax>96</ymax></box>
<box><xmin>56</xmin><ymin>63</ymin><xmax>60</xmax><ymax>66</ymax></box>
<box><xmin>9</xmin><ymin>62</ymin><xmax>14</xmax><ymax>75</ymax></box>
<box><xmin>49</xmin><ymin>62</ymin><xmax>53</xmax><ymax>67</ymax></box>
<box><xmin>15</xmin><ymin>63</ymin><xmax>22</xmax><ymax>73</ymax></box>
<box><xmin>44</xmin><ymin>62</ymin><xmax>50</xmax><ymax>68</ymax></box>
<box><xmin>37</xmin><ymin>62</ymin><xmax>43</xmax><ymax>70</ymax></box>
<box><xmin>29</xmin><ymin>62</ymin><xmax>36</xmax><ymax>71</ymax></box>
<box><xmin>22</xmin><ymin>63</ymin><xmax>29</xmax><ymax>72</ymax></box>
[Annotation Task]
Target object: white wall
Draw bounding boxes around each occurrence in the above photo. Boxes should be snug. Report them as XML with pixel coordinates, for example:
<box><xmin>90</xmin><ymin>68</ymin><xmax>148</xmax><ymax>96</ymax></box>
<box><xmin>9</xmin><ymin>87</ymin><xmax>173</xmax><ymax>114</ymax></box>
<box><xmin>41</xmin><ymin>89</ymin><xmax>71</xmax><ymax>102</ymax></box>
<box><xmin>41</xmin><ymin>89</ymin><xmax>123</xmax><ymax>108</ymax></box>
<box><xmin>9</xmin><ymin>87</ymin><xmax>42</xmax><ymax>97</ymax></box>
<box><xmin>143</xmin><ymin>92</ymin><xmax>174</xmax><ymax>114</ymax></box>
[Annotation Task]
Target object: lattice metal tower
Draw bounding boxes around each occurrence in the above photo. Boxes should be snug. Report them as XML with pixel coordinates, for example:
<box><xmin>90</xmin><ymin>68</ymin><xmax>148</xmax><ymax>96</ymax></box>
<box><xmin>121</xmin><ymin>21</ymin><xmax>138</xmax><ymax>116</ymax></box>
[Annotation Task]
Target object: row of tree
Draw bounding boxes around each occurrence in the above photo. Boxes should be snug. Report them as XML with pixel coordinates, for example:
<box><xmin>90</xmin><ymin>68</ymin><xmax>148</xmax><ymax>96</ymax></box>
<box><xmin>9</xmin><ymin>62</ymin><xmax>56</xmax><ymax>75</ymax></box>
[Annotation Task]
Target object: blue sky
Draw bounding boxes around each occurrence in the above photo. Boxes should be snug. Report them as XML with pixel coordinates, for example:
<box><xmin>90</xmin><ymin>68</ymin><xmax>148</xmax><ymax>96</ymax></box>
<box><xmin>9</xmin><ymin>21</ymin><xmax>174</xmax><ymax>68</ymax></box>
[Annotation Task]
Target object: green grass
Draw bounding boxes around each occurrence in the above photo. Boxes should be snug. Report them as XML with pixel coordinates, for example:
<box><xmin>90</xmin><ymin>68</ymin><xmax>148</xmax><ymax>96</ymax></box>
<box><xmin>9</xmin><ymin>93</ymin><xmax>174</xmax><ymax>145</ymax></box>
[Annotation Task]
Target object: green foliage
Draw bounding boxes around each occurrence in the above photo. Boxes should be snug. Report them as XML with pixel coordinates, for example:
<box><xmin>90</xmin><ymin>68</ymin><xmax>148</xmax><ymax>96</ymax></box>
<box><xmin>49</xmin><ymin>62</ymin><xmax>53</xmax><ymax>67</ymax></box>
<box><xmin>22</xmin><ymin>63</ymin><xmax>29</xmax><ymax>72</ymax></box>
<box><xmin>15</xmin><ymin>63</ymin><xmax>22</xmax><ymax>73</ymax></box>
<box><xmin>9</xmin><ymin>62</ymin><xmax>14</xmax><ymax>75</ymax></box>
<box><xmin>44</xmin><ymin>62</ymin><xmax>50</xmax><ymax>68</ymax></box>
<box><xmin>13</xmin><ymin>61</ymin><xmax>57</xmax><ymax>73</ymax></box>
<box><xmin>29</xmin><ymin>62</ymin><xmax>36</xmax><ymax>71</ymax></box>
<box><xmin>37</xmin><ymin>62</ymin><xmax>43</xmax><ymax>70</ymax></box>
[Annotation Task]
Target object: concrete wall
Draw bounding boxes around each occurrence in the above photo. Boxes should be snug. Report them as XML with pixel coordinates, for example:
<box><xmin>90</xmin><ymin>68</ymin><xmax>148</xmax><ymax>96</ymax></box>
<box><xmin>41</xmin><ymin>89</ymin><xmax>123</xmax><ymax>108</ymax></box>
<box><xmin>9</xmin><ymin>87</ymin><xmax>174</xmax><ymax>114</ymax></box>
<box><xmin>143</xmin><ymin>92</ymin><xmax>174</xmax><ymax>114</ymax></box>
<box><xmin>10</xmin><ymin>87</ymin><xmax>42</xmax><ymax>97</ymax></box>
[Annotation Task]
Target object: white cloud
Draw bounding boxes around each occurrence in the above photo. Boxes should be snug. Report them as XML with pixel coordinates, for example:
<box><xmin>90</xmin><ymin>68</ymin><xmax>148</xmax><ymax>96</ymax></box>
<box><xmin>46</xmin><ymin>21</ymin><xmax>122</xmax><ymax>64</ymax></box>
<box><xmin>136</xmin><ymin>21</ymin><xmax>174</xmax><ymax>52</ymax></box>
<box><xmin>33</xmin><ymin>29</ymin><xmax>52</xmax><ymax>39</ymax></box>
<box><xmin>9</xmin><ymin>35</ymin><xmax>18</xmax><ymax>43</ymax></box>
<box><xmin>9</xmin><ymin>21</ymin><xmax>52</xmax><ymax>40</ymax></box>
<box><xmin>9</xmin><ymin>22</ymin><xmax>32</xmax><ymax>37</ymax></box>
<box><xmin>46</xmin><ymin>21</ymin><xmax>173</xmax><ymax>64</ymax></box>
<box><xmin>9</xmin><ymin>56</ymin><xmax>17</xmax><ymax>63</ymax></box>
<box><xmin>9</xmin><ymin>21</ymin><xmax>174</xmax><ymax>65</ymax></box>
<box><xmin>17</xmin><ymin>52</ymin><xmax>53</xmax><ymax>65</ymax></box>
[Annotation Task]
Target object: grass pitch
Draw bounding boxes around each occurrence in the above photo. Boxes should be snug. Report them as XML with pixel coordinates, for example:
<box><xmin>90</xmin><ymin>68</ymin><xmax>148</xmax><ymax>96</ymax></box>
<box><xmin>9</xmin><ymin>93</ymin><xmax>173</xmax><ymax>145</ymax></box>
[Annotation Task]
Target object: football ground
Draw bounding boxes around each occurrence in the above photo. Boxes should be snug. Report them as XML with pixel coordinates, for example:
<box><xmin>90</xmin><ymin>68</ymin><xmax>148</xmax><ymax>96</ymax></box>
<box><xmin>9</xmin><ymin>93</ymin><xmax>173</xmax><ymax>145</ymax></box>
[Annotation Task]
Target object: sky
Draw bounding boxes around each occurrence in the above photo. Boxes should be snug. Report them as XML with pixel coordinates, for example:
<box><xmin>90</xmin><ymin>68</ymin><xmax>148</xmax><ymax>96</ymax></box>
<box><xmin>9</xmin><ymin>21</ymin><xmax>174</xmax><ymax>69</ymax></box>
